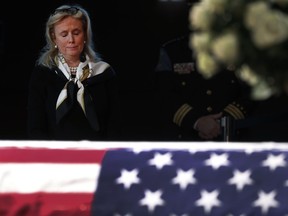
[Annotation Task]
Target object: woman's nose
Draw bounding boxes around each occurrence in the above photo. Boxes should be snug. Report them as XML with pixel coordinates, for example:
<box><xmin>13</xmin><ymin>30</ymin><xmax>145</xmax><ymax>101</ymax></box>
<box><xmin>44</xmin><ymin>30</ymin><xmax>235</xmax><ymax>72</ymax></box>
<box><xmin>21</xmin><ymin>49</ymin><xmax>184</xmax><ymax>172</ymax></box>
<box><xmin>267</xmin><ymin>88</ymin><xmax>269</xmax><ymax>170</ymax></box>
<box><xmin>68</xmin><ymin>34</ymin><xmax>74</xmax><ymax>42</ymax></box>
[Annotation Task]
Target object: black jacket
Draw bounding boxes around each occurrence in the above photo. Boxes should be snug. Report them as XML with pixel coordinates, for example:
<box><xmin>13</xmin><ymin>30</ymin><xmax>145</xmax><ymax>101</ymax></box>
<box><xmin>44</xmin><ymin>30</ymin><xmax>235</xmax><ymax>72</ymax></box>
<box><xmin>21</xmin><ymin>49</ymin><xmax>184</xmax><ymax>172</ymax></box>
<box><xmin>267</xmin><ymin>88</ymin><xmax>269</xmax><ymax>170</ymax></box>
<box><xmin>27</xmin><ymin>63</ymin><xmax>121</xmax><ymax>141</ymax></box>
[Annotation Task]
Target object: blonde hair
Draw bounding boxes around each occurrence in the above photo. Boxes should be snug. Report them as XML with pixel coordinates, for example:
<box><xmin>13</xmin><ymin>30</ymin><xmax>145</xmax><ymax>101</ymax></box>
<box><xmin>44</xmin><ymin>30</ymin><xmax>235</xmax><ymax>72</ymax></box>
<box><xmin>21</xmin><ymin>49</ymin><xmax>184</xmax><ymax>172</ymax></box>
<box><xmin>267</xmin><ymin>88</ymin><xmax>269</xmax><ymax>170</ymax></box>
<box><xmin>37</xmin><ymin>4</ymin><xmax>101</xmax><ymax>68</ymax></box>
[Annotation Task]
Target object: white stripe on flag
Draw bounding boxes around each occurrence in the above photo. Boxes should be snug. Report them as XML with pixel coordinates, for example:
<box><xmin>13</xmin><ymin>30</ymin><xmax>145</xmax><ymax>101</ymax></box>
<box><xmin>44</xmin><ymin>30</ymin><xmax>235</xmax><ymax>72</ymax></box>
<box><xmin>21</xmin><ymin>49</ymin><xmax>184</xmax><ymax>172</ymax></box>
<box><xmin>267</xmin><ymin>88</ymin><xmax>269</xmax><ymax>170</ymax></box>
<box><xmin>0</xmin><ymin>163</ymin><xmax>101</xmax><ymax>193</ymax></box>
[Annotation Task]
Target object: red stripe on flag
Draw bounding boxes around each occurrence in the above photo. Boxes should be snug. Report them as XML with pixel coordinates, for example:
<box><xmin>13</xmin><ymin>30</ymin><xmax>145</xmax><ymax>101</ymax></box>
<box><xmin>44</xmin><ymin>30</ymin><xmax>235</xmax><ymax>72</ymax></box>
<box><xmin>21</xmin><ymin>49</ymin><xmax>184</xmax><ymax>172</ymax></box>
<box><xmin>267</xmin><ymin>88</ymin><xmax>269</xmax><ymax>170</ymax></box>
<box><xmin>0</xmin><ymin>147</ymin><xmax>107</xmax><ymax>163</ymax></box>
<box><xmin>0</xmin><ymin>192</ymin><xmax>94</xmax><ymax>216</ymax></box>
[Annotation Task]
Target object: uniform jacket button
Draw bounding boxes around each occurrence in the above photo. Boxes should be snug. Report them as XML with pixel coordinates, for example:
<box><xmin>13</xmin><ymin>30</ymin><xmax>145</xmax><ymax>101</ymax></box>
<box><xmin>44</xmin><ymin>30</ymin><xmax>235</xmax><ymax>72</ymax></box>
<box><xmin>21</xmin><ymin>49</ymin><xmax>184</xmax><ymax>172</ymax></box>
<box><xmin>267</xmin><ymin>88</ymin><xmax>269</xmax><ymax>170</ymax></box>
<box><xmin>207</xmin><ymin>106</ymin><xmax>213</xmax><ymax>112</ymax></box>
<box><xmin>206</xmin><ymin>90</ymin><xmax>212</xmax><ymax>95</ymax></box>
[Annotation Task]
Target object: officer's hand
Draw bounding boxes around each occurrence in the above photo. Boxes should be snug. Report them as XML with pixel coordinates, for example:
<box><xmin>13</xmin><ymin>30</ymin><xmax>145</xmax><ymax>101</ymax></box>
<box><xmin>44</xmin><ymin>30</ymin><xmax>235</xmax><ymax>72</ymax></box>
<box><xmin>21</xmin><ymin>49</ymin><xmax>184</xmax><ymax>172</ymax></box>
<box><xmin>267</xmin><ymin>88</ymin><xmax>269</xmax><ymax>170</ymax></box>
<box><xmin>195</xmin><ymin>112</ymin><xmax>222</xmax><ymax>140</ymax></box>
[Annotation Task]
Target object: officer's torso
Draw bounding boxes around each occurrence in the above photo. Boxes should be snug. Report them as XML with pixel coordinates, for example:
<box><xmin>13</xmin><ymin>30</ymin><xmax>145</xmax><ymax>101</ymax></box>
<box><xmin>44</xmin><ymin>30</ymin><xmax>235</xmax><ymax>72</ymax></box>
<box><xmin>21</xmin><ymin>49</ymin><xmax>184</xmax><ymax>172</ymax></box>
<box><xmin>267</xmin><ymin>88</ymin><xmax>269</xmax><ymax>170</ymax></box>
<box><xmin>164</xmin><ymin>35</ymin><xmax>241</xmax><ymax>114</ymax></box>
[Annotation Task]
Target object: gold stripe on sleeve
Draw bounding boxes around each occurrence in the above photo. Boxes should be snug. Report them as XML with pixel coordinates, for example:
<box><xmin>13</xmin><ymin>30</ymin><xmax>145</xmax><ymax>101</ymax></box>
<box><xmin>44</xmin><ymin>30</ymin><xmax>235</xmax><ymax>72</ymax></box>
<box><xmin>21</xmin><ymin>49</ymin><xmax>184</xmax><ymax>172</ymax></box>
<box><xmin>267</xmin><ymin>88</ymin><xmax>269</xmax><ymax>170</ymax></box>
<box><xmin>173</xmin><ymin>104</ymin><xmax>192</xmax><ymax>126</ymax></box>
<box><xmin>224</xmin><ymin>104</ymin><xmax>245</xmax><ymax>119</ymax></box>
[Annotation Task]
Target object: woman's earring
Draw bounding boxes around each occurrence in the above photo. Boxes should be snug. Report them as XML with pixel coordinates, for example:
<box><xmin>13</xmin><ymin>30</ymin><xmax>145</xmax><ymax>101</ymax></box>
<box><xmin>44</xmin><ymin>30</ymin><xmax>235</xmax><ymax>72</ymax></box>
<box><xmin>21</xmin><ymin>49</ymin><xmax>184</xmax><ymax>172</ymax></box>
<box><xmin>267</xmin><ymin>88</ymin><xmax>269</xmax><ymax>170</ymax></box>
<box><xmin>84</xmin><ymin>41</ymin><xmax>86</xmax><ymax>44</ymax></box>
<box><xmin>55</xmin><ymin>44</ymin><xmax>58</xmax><ymax>49</ymax></box>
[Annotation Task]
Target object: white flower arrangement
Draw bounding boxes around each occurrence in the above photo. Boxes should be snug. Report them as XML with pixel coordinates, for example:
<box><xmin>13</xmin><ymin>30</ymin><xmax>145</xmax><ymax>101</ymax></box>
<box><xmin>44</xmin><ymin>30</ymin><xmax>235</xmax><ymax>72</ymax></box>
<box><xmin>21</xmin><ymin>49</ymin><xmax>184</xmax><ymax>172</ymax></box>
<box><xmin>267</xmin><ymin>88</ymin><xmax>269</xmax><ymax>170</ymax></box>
<box><xmin>189</xmin><ymin>0</ymin><xmax>288</xmax><ymax>99</ymax></box>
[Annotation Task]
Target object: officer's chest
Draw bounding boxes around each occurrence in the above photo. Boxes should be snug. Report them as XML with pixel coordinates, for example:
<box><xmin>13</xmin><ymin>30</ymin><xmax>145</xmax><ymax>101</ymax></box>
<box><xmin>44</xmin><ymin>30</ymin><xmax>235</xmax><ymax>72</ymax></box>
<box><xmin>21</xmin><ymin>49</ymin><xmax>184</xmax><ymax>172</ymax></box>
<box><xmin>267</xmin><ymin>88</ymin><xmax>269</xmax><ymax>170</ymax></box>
<box><xmin>173</xmin><ymin>62</ymin><xmax>240</xmax><ymax>100</ymax></box>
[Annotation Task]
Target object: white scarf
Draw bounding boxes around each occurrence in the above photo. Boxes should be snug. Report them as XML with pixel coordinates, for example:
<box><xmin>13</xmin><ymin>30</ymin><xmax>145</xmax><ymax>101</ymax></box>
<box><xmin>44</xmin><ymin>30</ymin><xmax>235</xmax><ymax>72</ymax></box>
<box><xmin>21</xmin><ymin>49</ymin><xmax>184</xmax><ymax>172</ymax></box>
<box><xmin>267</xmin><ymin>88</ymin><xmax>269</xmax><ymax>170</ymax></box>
<box><xmin>55</xmin><ymin>55</ymin><xmax>109</xmax><ymax>130</ymax></box>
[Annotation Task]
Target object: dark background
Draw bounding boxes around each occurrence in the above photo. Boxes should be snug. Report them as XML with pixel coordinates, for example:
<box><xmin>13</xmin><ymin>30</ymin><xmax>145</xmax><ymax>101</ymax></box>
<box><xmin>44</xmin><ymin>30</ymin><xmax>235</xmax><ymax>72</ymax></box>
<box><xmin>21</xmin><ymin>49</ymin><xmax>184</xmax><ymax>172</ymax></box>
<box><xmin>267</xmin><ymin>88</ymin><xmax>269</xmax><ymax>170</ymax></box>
<box><xmin>1</xmin><ymin>0</ymin><xmax>288</xmax><ymax>142</ymax></box>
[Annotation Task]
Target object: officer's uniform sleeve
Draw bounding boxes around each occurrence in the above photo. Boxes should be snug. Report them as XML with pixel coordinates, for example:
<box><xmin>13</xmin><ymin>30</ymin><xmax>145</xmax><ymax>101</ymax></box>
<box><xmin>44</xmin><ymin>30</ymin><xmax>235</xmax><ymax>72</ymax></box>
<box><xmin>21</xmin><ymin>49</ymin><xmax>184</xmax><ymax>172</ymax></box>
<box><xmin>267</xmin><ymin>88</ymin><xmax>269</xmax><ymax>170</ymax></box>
<box><xmin>223</xmin><ymin>78</ymin><xmax>257</xmax><ymax>120</ymax></box>
<box><xmin>172</xmin><ymin>103</ymin><xmax>206</xmax><ymax>132</ymax></box>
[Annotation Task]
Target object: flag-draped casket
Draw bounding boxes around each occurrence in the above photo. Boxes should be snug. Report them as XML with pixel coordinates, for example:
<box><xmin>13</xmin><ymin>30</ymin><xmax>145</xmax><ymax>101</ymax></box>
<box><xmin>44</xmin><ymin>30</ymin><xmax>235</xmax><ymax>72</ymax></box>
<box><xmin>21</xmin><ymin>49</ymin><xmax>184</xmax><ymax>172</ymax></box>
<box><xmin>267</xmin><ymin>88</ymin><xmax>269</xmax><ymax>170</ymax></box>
<box><xmin>1</xmin><ymin>141</ymin><xmax>288</xmax><ymax>216</ymax></box>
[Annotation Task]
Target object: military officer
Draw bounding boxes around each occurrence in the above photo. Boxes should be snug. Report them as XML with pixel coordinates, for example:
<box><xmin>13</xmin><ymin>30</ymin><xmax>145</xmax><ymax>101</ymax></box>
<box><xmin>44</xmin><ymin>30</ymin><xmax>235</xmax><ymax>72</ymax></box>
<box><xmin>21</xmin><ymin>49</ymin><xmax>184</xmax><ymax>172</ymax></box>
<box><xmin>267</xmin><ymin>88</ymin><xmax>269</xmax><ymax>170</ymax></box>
<box><xmin>154</xmin><ymin>35</ymin><xmax>256</xmax><ymax>141</ymax></box>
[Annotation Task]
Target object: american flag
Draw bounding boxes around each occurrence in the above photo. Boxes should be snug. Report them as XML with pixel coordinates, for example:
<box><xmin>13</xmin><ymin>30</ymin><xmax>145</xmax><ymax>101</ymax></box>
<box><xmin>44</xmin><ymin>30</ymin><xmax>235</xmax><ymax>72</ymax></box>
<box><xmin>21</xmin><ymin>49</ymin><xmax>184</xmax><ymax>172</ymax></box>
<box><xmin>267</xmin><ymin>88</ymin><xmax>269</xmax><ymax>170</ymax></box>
<box><xmin>0</xmin><ymin>141</ymin><xmax>106</xmax><ymax>216</ymax></box>
<box><xmin>1</xmin><ymin>142</ymin><xmax>288</xmax><ymax>216</ymax></box>
<box><xmin>92</xmin><ymin>145</ymin><xmax>288</xmax><ymax>216</ymax></box>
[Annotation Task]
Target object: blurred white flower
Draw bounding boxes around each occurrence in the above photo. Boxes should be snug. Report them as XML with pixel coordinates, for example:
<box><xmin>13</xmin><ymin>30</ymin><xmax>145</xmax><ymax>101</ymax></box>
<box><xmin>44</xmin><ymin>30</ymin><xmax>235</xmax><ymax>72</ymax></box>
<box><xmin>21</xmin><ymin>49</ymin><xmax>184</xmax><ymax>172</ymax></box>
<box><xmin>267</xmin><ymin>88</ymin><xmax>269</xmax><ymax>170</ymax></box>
<box><xmin>237</xmin><ymin>65</ymin><xmax>276</xmax><ymax>99</ymax></box>
<box><xmin>197</xmin><ymin>52</ymin><xmax>219</xmax><ymax>79</ymax></box>
<box><xmin>203</xmin><ymin>0</ymin><xmax>228</xmax><ymax>14</ymax></box>
<box><xmin>211</xmin><ymin>31</ymin><xmax>239</xmax><ymax>64</ymax></box>
<box><xmin>189</xmin><ymin>0</ymin><xmax>288</xmax><ymax>99</ymax></box>
<box><xmin>190</xmin><ymin>33</ymin><xmax>212</xmax><ymax>53</ymax></box>
<box><xmin>251</xmin><ymin>80</ymin><xmax>276</xmax><ymax>100</ymax></box>
<box><xmin>189</xmin><ymin>3</ymin><xmax>214</xmax><ymax>30</ymax></box>
<box><xmin>237</xmin><ymin>65</ymin><xmax>259</xmax><ymax>86</ymax></box>
<box><xmin>244</xmin><ymin>2</ymin><xmax>268</xmax><ymax>29</ymax></box>
<box><xmin>245</xmin><ymin>2</ymin><xmax>288</xmax><ymax>48</ymax></box>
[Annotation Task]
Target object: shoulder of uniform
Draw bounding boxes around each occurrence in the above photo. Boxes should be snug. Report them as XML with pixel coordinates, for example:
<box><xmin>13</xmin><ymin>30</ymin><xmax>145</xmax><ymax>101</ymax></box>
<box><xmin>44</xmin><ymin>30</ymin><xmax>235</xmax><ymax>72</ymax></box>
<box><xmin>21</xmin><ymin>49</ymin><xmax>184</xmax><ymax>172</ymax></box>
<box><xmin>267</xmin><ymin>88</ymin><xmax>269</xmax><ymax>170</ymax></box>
<box><xmin>162</xmin><ymin>35</ymin><xmax>189</xmax><ymax>48</ymax></box>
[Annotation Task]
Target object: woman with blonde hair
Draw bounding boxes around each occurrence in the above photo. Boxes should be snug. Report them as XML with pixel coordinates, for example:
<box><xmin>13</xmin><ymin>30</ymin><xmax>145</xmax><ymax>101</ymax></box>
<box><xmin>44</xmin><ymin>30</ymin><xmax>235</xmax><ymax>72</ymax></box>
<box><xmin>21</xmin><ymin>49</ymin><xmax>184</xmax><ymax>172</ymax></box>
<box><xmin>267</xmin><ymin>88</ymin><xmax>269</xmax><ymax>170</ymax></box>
<box><xmin>27</xmin><ymin>4</ymin><xmax>121</xmax><ymax>140</ymax></box>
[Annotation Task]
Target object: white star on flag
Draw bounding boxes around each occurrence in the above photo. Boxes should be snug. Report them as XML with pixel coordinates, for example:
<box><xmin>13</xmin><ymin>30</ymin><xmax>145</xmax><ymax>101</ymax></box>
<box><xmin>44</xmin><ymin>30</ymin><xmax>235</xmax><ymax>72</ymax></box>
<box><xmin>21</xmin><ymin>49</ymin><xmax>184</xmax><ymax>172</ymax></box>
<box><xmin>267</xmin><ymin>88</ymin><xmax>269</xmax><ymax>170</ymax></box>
<box><xmin>205</xmin><ymin>153</ymin><xmax>230</xmax><ymax>169</ymax></box>
<box><xmin>116</xmin><ymin>169</ymin><xmax>140</xmax><ymax>189</ymax></box>
<box><xmin>244</xmin><ymin>148</ymin><xmax>255</xmax><ymax>155</ymax></box>
<box><xmin>171</xmin><ymin>169</ymin><xmax>197</xmax><ymax>190</ymax></box>
<box><xmin>130</xmin><ymin>148</ymin><xmax>144</xmax><ymax>154</ymax></box>
<box><xmin>253</xmin><ymin>190</ymin><xmax>279</xmax><ymax>214</ymax></box>
<box><xmin>139</xmin><ymin>189</ymin><xmax>165</xmax><ymax>213</ymax></box>
<box><xmin>228</xmin><ymin>169</ymin><xmax>253</xmax><ymax>191</ymax></box>
<box><xmin>188</xmin><ymin>149</ymin><xmax>197</xmax><ymax>154</ymax></box>
<box><xmin>195</xmin><ymin>189</ymin><xmax>221</xmax><ymax>213</ymax></box>
<box><xmin>148</xmin><ymin>152</ymin><xmax>173</xmax><ymax>169</ymax></box>
<box><xmin>262</xmin><ymin>154</ymin><xmax>286</xmax><ymax>170</ymax></box>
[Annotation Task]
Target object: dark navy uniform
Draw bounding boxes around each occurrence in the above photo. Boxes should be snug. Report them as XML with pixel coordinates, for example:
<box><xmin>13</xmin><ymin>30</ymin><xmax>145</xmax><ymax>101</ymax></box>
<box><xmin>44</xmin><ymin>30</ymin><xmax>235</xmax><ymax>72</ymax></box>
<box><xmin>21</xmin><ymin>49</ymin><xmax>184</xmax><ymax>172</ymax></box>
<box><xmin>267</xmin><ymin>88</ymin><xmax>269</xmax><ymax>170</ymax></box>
<box><xmin>154</xmin><ymin>35</ymin><xmax>256</xmax><ymax>141</ymax></box>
